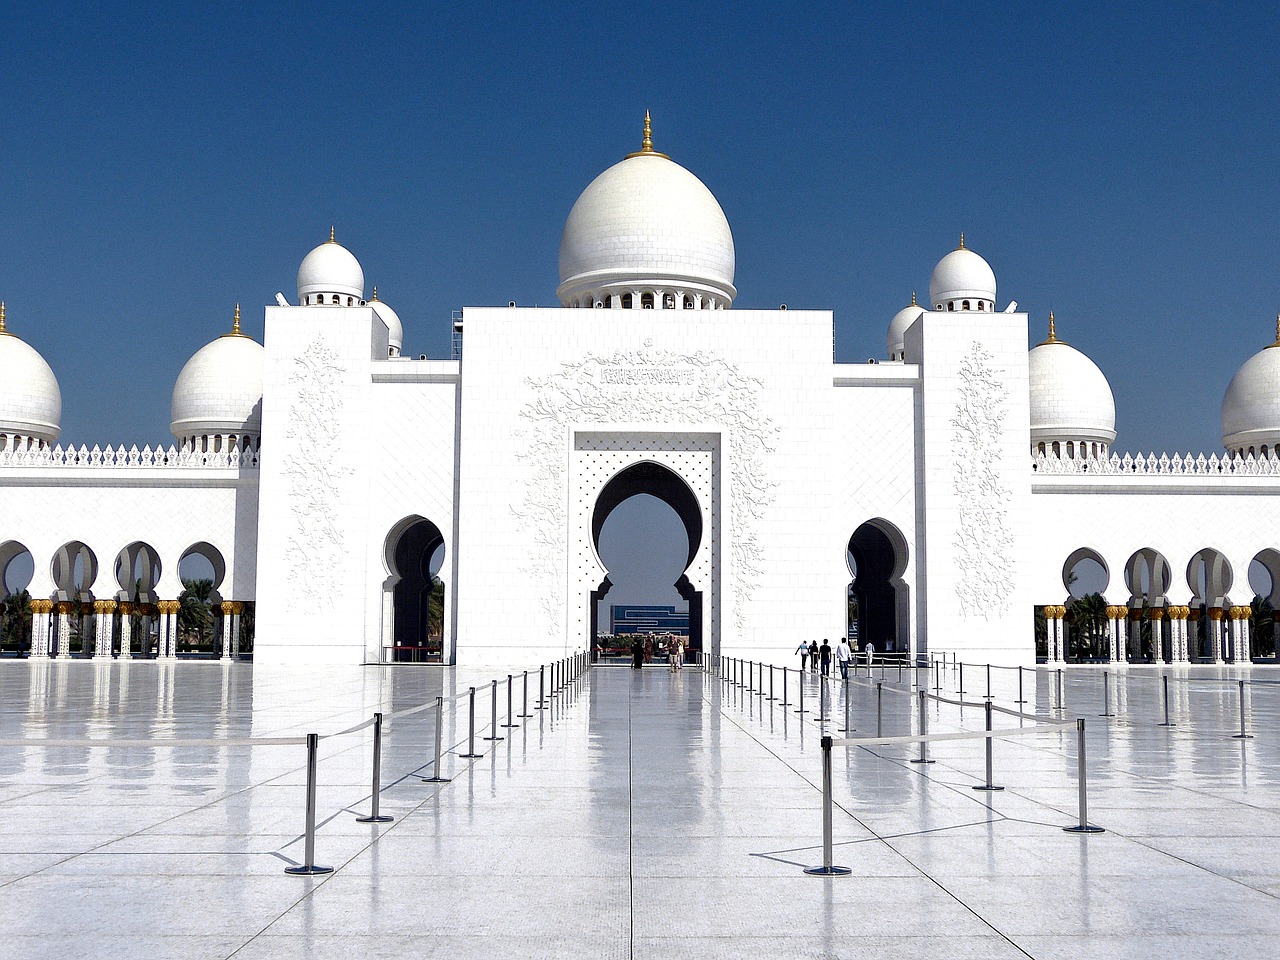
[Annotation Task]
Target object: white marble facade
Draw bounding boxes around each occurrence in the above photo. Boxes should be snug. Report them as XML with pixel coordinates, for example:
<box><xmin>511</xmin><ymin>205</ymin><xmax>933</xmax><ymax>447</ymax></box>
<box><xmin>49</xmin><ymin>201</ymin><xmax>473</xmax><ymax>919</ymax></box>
<box><xmin>3</xmin><ymin>120</ymin><xmax>1280</xmax><ymax>669</ymax></box>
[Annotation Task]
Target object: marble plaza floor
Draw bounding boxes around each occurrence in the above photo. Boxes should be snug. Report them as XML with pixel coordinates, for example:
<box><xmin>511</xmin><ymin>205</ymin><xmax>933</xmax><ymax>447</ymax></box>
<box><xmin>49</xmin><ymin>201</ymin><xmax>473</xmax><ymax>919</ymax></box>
<box><xmin>0</xmin><ymin>658</ymin><xmax>1278</xmax><ymax>959</ymax></box>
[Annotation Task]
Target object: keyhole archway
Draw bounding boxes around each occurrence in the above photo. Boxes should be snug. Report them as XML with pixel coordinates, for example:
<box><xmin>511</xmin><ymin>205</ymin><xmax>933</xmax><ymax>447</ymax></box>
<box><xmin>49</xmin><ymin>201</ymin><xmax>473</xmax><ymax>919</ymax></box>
<box><xmin>847</xmin><ymin>519</ymin><xmax>910</xmax><ymax>654</ymax></box>
<box><xmin>384</xmin><ymin>517</ymin><xmax>446</xmax><ymax>663</ymax></box>
<box><xmin>590</xmin><ymin>461</ymin><xmax>703</xmax><ymax>660</ymax></box>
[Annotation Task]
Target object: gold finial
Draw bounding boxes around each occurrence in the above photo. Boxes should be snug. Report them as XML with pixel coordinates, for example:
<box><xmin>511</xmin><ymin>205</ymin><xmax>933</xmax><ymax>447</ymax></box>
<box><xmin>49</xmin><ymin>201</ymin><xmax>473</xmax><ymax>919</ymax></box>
<box><xmin>1038</xmin><ymin>310</ymin><xmax>1066</xmax><ymax>346</ymax></box>
<box><xmin>910</xmin><ymin>290</ymin><xmax>917</xmax><ymax>306</ymax></box>
<box><xmin>222</xmin><ymin>303</ymin><xmax>247</xmax><ymax>338</ymax></box>
<box><xmin>1269</xmin><ymin>313</ymin><xmax>1280</xmax><ymax>349</ymax></box>
<box><xmin>328</xmin><ymin>225</ymin><xmax>336</xmax><ymax>243</ymax></box>
<box><xmin>0</xmin><ymin>301</ymin><xmax>5</xmax><ymax>334</ymax></box>
<box><xmin>371</xmin><ymin>285</ymin><xmax>379</xmax><ymax>302</ymax></box>
<box><xmin>625</xmin><ymin>109</ymin><xmax>669</xmax><ymax>159</ymax></box>
<box><xmin>958</xmin><ymin>232</ymin><xmax>966</xmax><ymax>250</ymax></box>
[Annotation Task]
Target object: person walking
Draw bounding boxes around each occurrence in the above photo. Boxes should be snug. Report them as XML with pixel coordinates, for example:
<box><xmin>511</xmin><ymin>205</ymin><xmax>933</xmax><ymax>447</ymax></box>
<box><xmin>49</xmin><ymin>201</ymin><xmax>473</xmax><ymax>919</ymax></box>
<box><xmin>819</xmin><ymin>639</ymin><xmax>832</xmax><ymax>677</ymax></box>
<box><xmin>795</xmin><ymin>640</ymin><xmax>810</xmax><ymax>672</ymax></box>
<box><xmin>631</xmin><ymin>635</ymin><xmax>644</xmax><ymax>669</ymax></box>
<box><xmin>836</xmin><ymin>637</ymin><xmax>851</xmax><ymax>680</ymax></box>
<box><xmin>808</xmin><ymin>640</ymin><xmax>819</xmax><ymax>673</ymax></box>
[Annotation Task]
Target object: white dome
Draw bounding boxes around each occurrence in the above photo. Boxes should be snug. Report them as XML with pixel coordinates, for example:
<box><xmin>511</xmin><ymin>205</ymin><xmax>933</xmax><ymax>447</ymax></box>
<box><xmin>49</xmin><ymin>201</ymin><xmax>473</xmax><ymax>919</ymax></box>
<box><xmin>1028</xmin><ymin>320</ymin><xmax>1116</xmax><ymax>452</ymax></box>
<box><xmin>0</xmin><ymin>311</ymin><xmax>61</xmax><ymax>445</ymax></box>
<box><xmin>170</xmin><ymin>314</ymin><xmax>264</xmax><ymax>439</ymax></box>
<box><xmin>1222</xmin><ymin>325</ymin><xmax>1280</xmax><ymax>454</ymax></box>
<box><xmin>369</xmin><ymin>293</ymin><xmax>402</xmax><ymax>357</ymax></box>
<box><xmin>557</xmin><ymin>122</ymin><xmax>735</xmax><ymax>308</ymax></box>
<box><xmin>929</xmin><ymin>238</ymin><xmax>997</xmax><ymax>311</ymax></box>
<box><xmin>886</xmin><ymin>294</ymin><xmax>924</xmax><ymax>359</ymax></box>
<box><xmin>297</xmin><ymin>231</ymin><xmax>364</xmax><ymax>304</ymax></box>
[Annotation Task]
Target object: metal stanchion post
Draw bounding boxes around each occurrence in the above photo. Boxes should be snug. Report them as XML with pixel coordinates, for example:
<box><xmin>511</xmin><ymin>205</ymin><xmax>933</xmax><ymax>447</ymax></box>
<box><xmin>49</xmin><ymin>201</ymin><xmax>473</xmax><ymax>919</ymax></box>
<box><xmin>1016</xmin><ymin>665</ymin><xmax>1026</xmax><ymax>705</ymax></box>
<box><xmin>876</xmin><ymin>681</ymin><xmax>883</xmax><ymax>738</ymax></box>
<box><xmin>795</xmin><ymin>671</ymin><xmax>807</xmax><ymax>714</ymax></box>
<box><xmin>985</xmin><ymin>663</ymin><xmax>993</xmax><ymax>700</ymax></box>
<box><xmin>459</xmin><ymin>687</ymin><xmax>483</xmax><ymax>758</ymax></box>
<box><xmin>357</xmin><ymin>712</ymin><xmax>394</xmax><ymax>823</ymax></box>
<box><xmin>1099</xmin><ymin>671</ymin><xmax>1113</xmax><ymax>718</ymax></box>
<box><xmin>781</xmin><ymin>666</ymin><xmax>789</xmax><ymax>708</ymax></box>
<box><xmin>1064</xmin><ymin>718</ymin><xmax>1105</xmax><ymax>834</ymax></box>
<box><xmin>935</xmin><ymin>660</ymin><xmax>941</xmax><ymax>695</ymax></box>
<box><xmin>519</xmin><ymin>671</ymin><xmax>532</xmax><ymax>718</ymax></box>
<box><xmin>484</xmin><ymin>679</ymin><xmax>504</xmax><ymax>741</ymax></box>
<box><xmin>1158</xmin><ymin>674</ymin><xmax>1173</xmax><ymax>726</ymax></box>
<box><xmin>285</xmin><ymin>733</ymin><xmax>333</xmax><ymax>875</ymax></box>
<box><xmin>1056</xmin><ymin>668</ymin><xmax>1064</xmax><ymax>712</ymax></box>
<box><xmin>422</xmin><ymin>696</ymin><xmax>451</xmax><ymax>783</ymax></box>
<box><xmin>960</xmin><ymin>662</ymin><xmax>965</xmax><ymax>694</ymax></box>
<box><xmin>972</xmin><ymin>701</ymin><xmax>1004</xmax><ymax>791</ymax></box>
<box><xmin>503</xmin><ymin>674</ymin><xmax>519</xmax><ymax>728</ymax></box>
<box><xmin>804</xmin><ymin>736</ymin><xmax>851</xmax><ymax>876</ymax></box>
<box><xmin>768</xmin><ymin>665</ymin><xmax>776</xmax><ymax>701</ymax></box>
<box><xmin>537</xmin><ymin>666</ymin><xmax>547</xmax><ymax>710</ymax></box>
<box><xmin>1233</xmin><ymin>679</ymin><xmax>1252</xmax><ymax>739</ymax></box>
<box><xmin>839</xmin><ymin>679</ymin><xmax>853</xmax><ymax>733</ymax></box>
<box><xmin>910</xmin><ymin>689</ymin><xmax>934</xmax><ymax>763</ymax></box>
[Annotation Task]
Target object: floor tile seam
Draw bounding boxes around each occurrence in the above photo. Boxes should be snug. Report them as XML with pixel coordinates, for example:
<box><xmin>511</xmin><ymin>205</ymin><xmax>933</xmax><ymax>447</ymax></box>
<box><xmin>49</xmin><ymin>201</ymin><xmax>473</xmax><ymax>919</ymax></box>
<box><xmin>1118</xmin><ymin>832</ymin><xmax>1280</xmax><ymax>903</ymax></box>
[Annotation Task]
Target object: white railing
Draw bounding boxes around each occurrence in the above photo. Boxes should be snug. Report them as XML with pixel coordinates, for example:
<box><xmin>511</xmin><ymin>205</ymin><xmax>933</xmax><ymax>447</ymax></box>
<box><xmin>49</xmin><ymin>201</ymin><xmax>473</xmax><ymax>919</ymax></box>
<box><xmin>1032</xmin><ymin>451</ymin><xmax>1280</xmax><ymax>477</ymax></box>
<box><xmin>0</xmin><ymin>444</ymin><xmax>259</xmax><ymax>469</ymax></box>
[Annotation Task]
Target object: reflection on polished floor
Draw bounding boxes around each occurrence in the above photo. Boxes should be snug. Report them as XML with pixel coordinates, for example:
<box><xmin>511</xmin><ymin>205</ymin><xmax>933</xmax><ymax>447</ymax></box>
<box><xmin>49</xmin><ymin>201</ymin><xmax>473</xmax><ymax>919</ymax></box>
<box><xmin>1</xmin><ymin>659</ymin><xmax>1279</xmax><ymax>959</ymax></box>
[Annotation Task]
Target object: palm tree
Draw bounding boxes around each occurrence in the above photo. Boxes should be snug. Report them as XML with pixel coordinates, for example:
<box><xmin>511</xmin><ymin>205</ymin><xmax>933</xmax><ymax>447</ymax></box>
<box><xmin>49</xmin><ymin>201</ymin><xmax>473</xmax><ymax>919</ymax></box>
<box><xmin>1251</xmin><ymin>595</ymin><xmax>1275</xmax><ymax>658</ymax></box>
<box><xmin>2</xmin><ymin>589</ymin><xmax>32</xmax><ymax>652</ymax></box>
<box><xmin>178</xmin><ymin>578</ymin><xmax>214</xmax><ymax>649</ymax></box>
<box><xmin>1068</xmin><ymin>592</ymin><xmax>1108</xmax><ymax>660</ymax></box>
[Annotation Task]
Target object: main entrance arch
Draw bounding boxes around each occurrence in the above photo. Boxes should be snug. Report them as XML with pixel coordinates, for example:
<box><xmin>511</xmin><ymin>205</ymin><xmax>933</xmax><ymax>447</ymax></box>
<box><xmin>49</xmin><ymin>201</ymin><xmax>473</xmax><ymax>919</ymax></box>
<box><xmin>589</xmin><ymin>461</ymin><xmax>703</xmax><ymax>660</ymax></box>
<box><xmin>383</xmin><ymin>517</ymin><xmax>446</xmax><ymax>663</ymax></box>
<box><xmin>847</xmin><ymin>519</ymin><xmax>910</xmax><ymax>653</ymax></box>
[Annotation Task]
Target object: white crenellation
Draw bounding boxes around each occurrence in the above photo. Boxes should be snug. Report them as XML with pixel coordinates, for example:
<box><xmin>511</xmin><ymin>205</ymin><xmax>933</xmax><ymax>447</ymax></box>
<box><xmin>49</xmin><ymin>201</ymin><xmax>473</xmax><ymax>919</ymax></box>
<box><xmin>0</xmin><ymin>443</ymin><xmax>259</xmax><ymax>469</ymax></box>
<box><xmin>1032</xmin><ymin>451</ymin><xmax>1280</xmax><ymax>476</ymax></box>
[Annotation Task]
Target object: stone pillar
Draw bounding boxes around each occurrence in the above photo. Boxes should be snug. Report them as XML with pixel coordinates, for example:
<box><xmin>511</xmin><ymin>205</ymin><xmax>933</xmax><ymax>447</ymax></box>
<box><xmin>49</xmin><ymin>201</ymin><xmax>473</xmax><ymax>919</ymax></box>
<box><xmin>230</xmin><ymin>602</ymin><xmax>243</xmax><ymax>658</ymax></box>
<box><xmin>219</xmin><ymin>601</ymin><xmax>234</xmax><ymax>660</ymax></box>
<box><xmin>1208</xmin><ymin>607</ymin><xmax>1225</xmax><ymax>663</ymax></box>
<box><xmin>79</xmin><ymin>601</ymin><xmax>94</xmax><ymax>657</ymax></box>
<box><xmin>1128</xmin><ymin>608</ymin><xmax>1143</xmax><ymax>662</ymax></box>
<box><xmin>157</xmin><ymin>601</ymin><xmax>180</xmax><ymax>659</ymax></box>
<box><xmin>1230</xmin><ymin>606</ymin><xmax>1252</xmax><ymax>663</ymax></box>
<box><xmin>94</xmin><ymin>600</ymin><xmax>115</xmax><ymax>658</ymax></box>
<box><xmin>1167</xmin><ymin>606</ymin><xmax>1188</xmax><ymax>663</ymax></box>
<box><xmin>1150</xmin><ymin>607</ymin><xmax>1166</xmax><ymax>663</ymax></box>
<box><xmin>54</xmin><ymin>601</ymin><xmax>74</xmax><ymax>659</ymax></box>
<box><xmin>1105</xmin><ymin>606</ymin><xmax>1124</xmax><ymax>662</ymax></box>
<box><xmin>1045</xmin><ymin>605</ymin><xmax>1066</xmax><ymax>663</ymax></box>
<box><xmin>29</xmin><ymin>600</ymin><xmax>53</xmax><ymax>658</ymax></box>
<box><xmin>118</xmin><ymin>602</ymin><xmax>133</xmax><ymax>659</ymax></box>
<box><xmin>1188</xmin><ymin>608</ymin><xmax>1201</xmax><ymax>660</ymax></box>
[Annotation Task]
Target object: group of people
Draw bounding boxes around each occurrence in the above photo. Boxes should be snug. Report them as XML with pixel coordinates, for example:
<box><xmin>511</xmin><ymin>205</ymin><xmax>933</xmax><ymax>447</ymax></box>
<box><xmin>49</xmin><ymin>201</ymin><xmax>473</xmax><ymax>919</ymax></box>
<box><xmin>628</xmin><ymin>634</ymin><xmax>686</xmax><ymax>670</ymax></box>
<box><xmin>796</xmin><ymin>637</ymin><xmax>869</xmax><ymax>679</ymax></box>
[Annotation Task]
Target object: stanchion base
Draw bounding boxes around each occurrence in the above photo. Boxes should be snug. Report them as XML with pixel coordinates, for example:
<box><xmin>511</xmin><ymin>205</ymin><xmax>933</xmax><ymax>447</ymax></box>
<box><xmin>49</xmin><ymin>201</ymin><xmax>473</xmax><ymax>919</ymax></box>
<box><xmin>356</xmin><ymin>814</ymin><xmax>394</xmax><ymax>823</ymax></box>
<box><xmin>1063</xmin><ymin>825</ymin><xmax>1105</xmax><ymax>834</ymax></box>
<box><xmin>804</xmin><ymin>865</ymin><xmax>852</xmax><ymax>876</ymax></box>
<box><xmin>1015</xmin><ymin>699</ymin><xmax>1027</xmax><ymax>705</ymax></box>
<box><xmin>501</xmin><ymin>723</ymin><xmax>520</xmax><ymax>728</ymax></box>
<box><xmin>458</xmin><ymin>753</ymin><xmax>484</xmax><ymax>759</ymax></box>
<box><xmin>793</xmin><ymin>709</ymin><xmax>808</xmax><ymax>714</ymax></box>
<box><xmin>765</xmin><ymin>696</ymin><xmax>777</xmax><ymax>701</ymax></box>
<box><xmin>483</xmin><ymin>736</ymin><xmax>505</xmax><ymax>742</ymax></box>
<box><xmin>1158</xmin><ymin>722</ymin><xmax>1176</xmax><ymax>727</ymax></box>
<box><xmin>517</xmin><ymin>713</ymin><xmax>533</xmax><ymax>719</ymax></box>
<box><xmin>421</xmin><ymin>776</ymin><xmax>452</xmax><ymax>783</ymax></box>
<box><xmin>972</xmin><ymin>785</ymin><xmax>1005</xmax><ymax>792</ymax></box>
<box><xmin>909</xmin><ymin>758</ymin><xmax>936</xmax><ymax>764</ymax></box>
<box><xmin>1232</xmin><ymin>734</ymin><xmax>1254</xmax><ymax>739</ymax></box>
<box><xmin>1099</xmin><ymin>712</ymin><xmax>1113</xmax><ymax>718</ymax></box>
<box><xmin>285</xmin><ymin>864</ymin><xmax>334</xmax><ymax>875</ymax></box>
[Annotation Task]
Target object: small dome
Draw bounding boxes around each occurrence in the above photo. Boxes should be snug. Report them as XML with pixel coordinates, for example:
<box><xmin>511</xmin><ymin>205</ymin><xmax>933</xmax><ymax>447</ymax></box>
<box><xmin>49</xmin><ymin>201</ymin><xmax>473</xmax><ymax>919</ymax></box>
<box><xmin>0</xmin><ymin>304</ymin><xmax>61</xmax><ymax>445</ymax></box>
<box><xmin>297</xmin><ymin>228</ymin><xmax>364</xmax><ymax>305</ymax></box>
<box><xmin>1222</xmin><ymin>318</ymin><xmax>1280</xmax><ymax>454</ymax></box>
<box><xmin>1028</xmin><ymin>315</ymin><xmax>1116</xmax><ymax>455</ymax></box>
<box><xmin>886</xmin><ymin>293</ymin><xmax>924</xmax><ymax>359</ymax></box>
<box><xmin>929</xmin><ymin>236</ymin><xmax>997</xmax><ymax>311</ymax></box>
<box><xmin>368</xmin><ymin>289</ymin><xmax>402</xmax><ymax>357</ymax></box>
<box><xmin>170</xmin><ymin>307</ymin><xmax>264</xmax><ymax>439</ymax></box>
<box><xmin>557</xmin><ymin>114</ymin><xmax>735</xmax><ymax>309</ymax></box>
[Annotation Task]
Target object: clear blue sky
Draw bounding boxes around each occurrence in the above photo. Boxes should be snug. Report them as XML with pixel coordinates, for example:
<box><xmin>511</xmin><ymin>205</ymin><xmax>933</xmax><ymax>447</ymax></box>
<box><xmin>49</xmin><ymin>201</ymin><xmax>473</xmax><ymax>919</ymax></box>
<box><xmin>3</xmin><ymin>2</ymin><xmax>1279</xmax><ymax>605</ymax></box>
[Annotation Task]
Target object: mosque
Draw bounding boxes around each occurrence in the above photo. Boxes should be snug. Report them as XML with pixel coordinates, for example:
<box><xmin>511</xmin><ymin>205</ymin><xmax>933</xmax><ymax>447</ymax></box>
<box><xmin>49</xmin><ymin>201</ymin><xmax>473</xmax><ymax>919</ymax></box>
<box><xmin>3</xmin><ymin>115</ymin><xmax>1280</xmax><ymax>669</ymax></box>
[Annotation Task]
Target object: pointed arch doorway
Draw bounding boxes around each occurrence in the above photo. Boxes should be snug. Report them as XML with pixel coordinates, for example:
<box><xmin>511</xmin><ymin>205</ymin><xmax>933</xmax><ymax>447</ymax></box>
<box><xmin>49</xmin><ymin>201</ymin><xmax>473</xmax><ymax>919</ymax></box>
<box><xmin>589</xmin><ymin>460</ymin><xmax>704</xmax><ymax>663</ymax></box>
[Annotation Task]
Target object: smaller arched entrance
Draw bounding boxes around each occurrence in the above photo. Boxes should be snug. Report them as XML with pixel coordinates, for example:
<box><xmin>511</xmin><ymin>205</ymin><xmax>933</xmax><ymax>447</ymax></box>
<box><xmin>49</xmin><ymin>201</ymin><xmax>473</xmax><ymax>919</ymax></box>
<box><xmin>1124</xmin><ymin>547</ymin><xmax>1171</xmax><ymax>661</ymax></box>
<box><xmin>847</xmin><ymin>520</ymin><xmax>910</xmax><ymax>654</ymax></box>
<box><xmin>385</xmin><ymin>518</ymin><xmax>446</xmax><ymax>663</ymax></box>
<box><xmin>590</xmin><ymin>461</ymin><xmax>703</xmax><ymax>663</ymax></box>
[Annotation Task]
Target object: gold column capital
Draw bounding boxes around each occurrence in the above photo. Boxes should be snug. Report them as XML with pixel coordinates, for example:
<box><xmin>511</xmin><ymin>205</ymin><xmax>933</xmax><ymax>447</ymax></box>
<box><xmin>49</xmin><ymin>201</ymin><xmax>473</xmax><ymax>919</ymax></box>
<box><xmin>118</xmin><ymin>602</ymin><xmax>134</xmax><ymax>616</ymax></box>
<box><xmin>1150</xmin><ymin>608</ymin><xmax>1165</xmax><ymax>621</ymax></box>
<box><xmin>1208</xmin><ymin>607</ymin><xmax>1225</xmax><ymax>621</ymax></box>
<box><xmin>219</xmin><ymin>601</ymin><xmax>235</xmax><ymax>615</ymax></box>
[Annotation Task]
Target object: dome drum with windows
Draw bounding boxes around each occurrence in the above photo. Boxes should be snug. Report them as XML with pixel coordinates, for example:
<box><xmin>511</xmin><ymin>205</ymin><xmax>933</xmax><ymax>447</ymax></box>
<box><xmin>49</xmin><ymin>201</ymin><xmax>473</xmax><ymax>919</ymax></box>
<box><xmin>557</xmin><ymin>113</ymin><xmax>736</xmax><ymax>311</ymax></box>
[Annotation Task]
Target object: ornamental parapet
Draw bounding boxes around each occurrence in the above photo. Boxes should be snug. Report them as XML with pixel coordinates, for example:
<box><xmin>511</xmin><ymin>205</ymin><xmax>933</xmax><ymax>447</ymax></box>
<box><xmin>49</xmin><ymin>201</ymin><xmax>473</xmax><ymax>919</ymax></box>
<box><xmin>0</xmin><ymin>443</ymin><xmax>259</xmax><ymax>470</ymax></box>
<box><xmin>1032</xmin><ymin>450</ymin><xmax>1280</xmax><ymax>477</ymax></box>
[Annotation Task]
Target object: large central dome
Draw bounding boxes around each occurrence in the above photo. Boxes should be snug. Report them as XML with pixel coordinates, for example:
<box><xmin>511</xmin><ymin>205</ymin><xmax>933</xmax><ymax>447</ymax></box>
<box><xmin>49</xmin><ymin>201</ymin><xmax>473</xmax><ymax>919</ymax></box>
<box><xmin>557</xmin><ymin>114</ymin><xmax>735</xmax><ymax>310</ymax></box>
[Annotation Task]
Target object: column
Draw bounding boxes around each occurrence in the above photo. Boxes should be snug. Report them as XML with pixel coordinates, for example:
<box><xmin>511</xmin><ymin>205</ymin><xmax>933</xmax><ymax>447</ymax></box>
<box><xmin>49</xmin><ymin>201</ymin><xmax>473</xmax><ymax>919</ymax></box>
<box><xmin>158</xmin><ymin>601</ymin><xmax>179</xmax><ymax>659</ymax></box>
<box><xmin>1231</xmin><ymin>606</ymin><xmax>1252</xmax><ymax>663</ymax></box>
<box><xmin>230</xmin><ymin>602</ymin><xmax>242</xmax><ymax>658</ymax></box>
<box><xmin>1208</xmin><ymin>607</ymin><xmax>1225</xmax><ymax>663</ymax></box>
<box><xmin>1114</xmin><ymin>610</ymin><xmax>1129</xmax><ymax>666</ymax></box>
<box><xmin>219</xmin><ymin>601</ymin><xmax>234</xmax><ymax>660</ymax></box>
<box><xmin>118</xmin><ymin>602</ymin><xmax>133</xmax><ymax>660</ymax></box>
<box><xmin>1105</xmin><ymin>606</ymin><xmax>1123</xmax><ymax>661</ymax></box>
<box><xmin>55</xmin><ymin>601</ymin><xmax>74</xmax><ymax>659</ymax></box>
<box><xmin>1168</xmin><ymin>606</ymin><xmax>1189</xmax><ymax>663</ymax></box>
<box><xmin>1150</xmin><ymin>608</ymin><xmax>1166</xmax><ymax>663</ymax></box>
<box><xmin>1128</xmin><ymin>609</ymin><xmax>1142</xmax><ymax>662</ymax></box>
<box><xmin>79</xmin><ymin>602</ymin><xmax>94</xmax><ymax>657</ymax></box>
<box><xmin>29</xmin><ymin>600</ymin><xmax>52</xmax><ymax>658</ymax></box>
<box><xmin>94</xmin><ymin>600</ymin><xmax>115</xmax><ymax>658</ymax></box>
<box><xmin>1188</xmin><ymin>608</ymin><xmax>1201</xmax><ymax>660</ymax></box>
<box><xmin>1046</xmin><ymin>606</ymin><xmax>1065</xmax><ymax>663</ymax></box>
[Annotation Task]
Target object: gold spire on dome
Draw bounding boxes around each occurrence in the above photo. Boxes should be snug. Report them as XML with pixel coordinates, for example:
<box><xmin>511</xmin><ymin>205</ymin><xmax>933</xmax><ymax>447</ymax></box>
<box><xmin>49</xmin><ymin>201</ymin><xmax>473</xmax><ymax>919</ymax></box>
<box><xmin>1038</xmin><ymin>310</ymin><xmax>1066</xmax><ymax>346</ymax></box>
<box><xmin>958</xmin><ymin>232</ymin><xmax>966</xmax><ymax>250</ymax></box>
<box><xmin>910</xmin><ymin>290</ymin><xmax>917</xmax><ymax>306</ymax></box>
<box><xmin>0</xmin><ymin>301</ymin><xmax>6</xmax><ymax>335</ymax></box>
<box><xmin>371</xmin><ymin>286</ymin><xmax>379</xmax><ymax>302</ymax></box>
<box><xmin>1268</xmin><ymin>313</ymin><xmax>1280</xmax><ymax>349</ymax></box>
<box><xmin>222</xmin><ymin>303</ymin><xmax>247</xmax><ymax>338</ymax></box>
<box><xmin>328</xmin><ymin>226</ymin><xmax>336</xmax><ymax>243</ymax></box>
<box><xmin>625</xmin><ymin>109</ymin><xmax>670</xmax><ymax>159</ymax></box>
